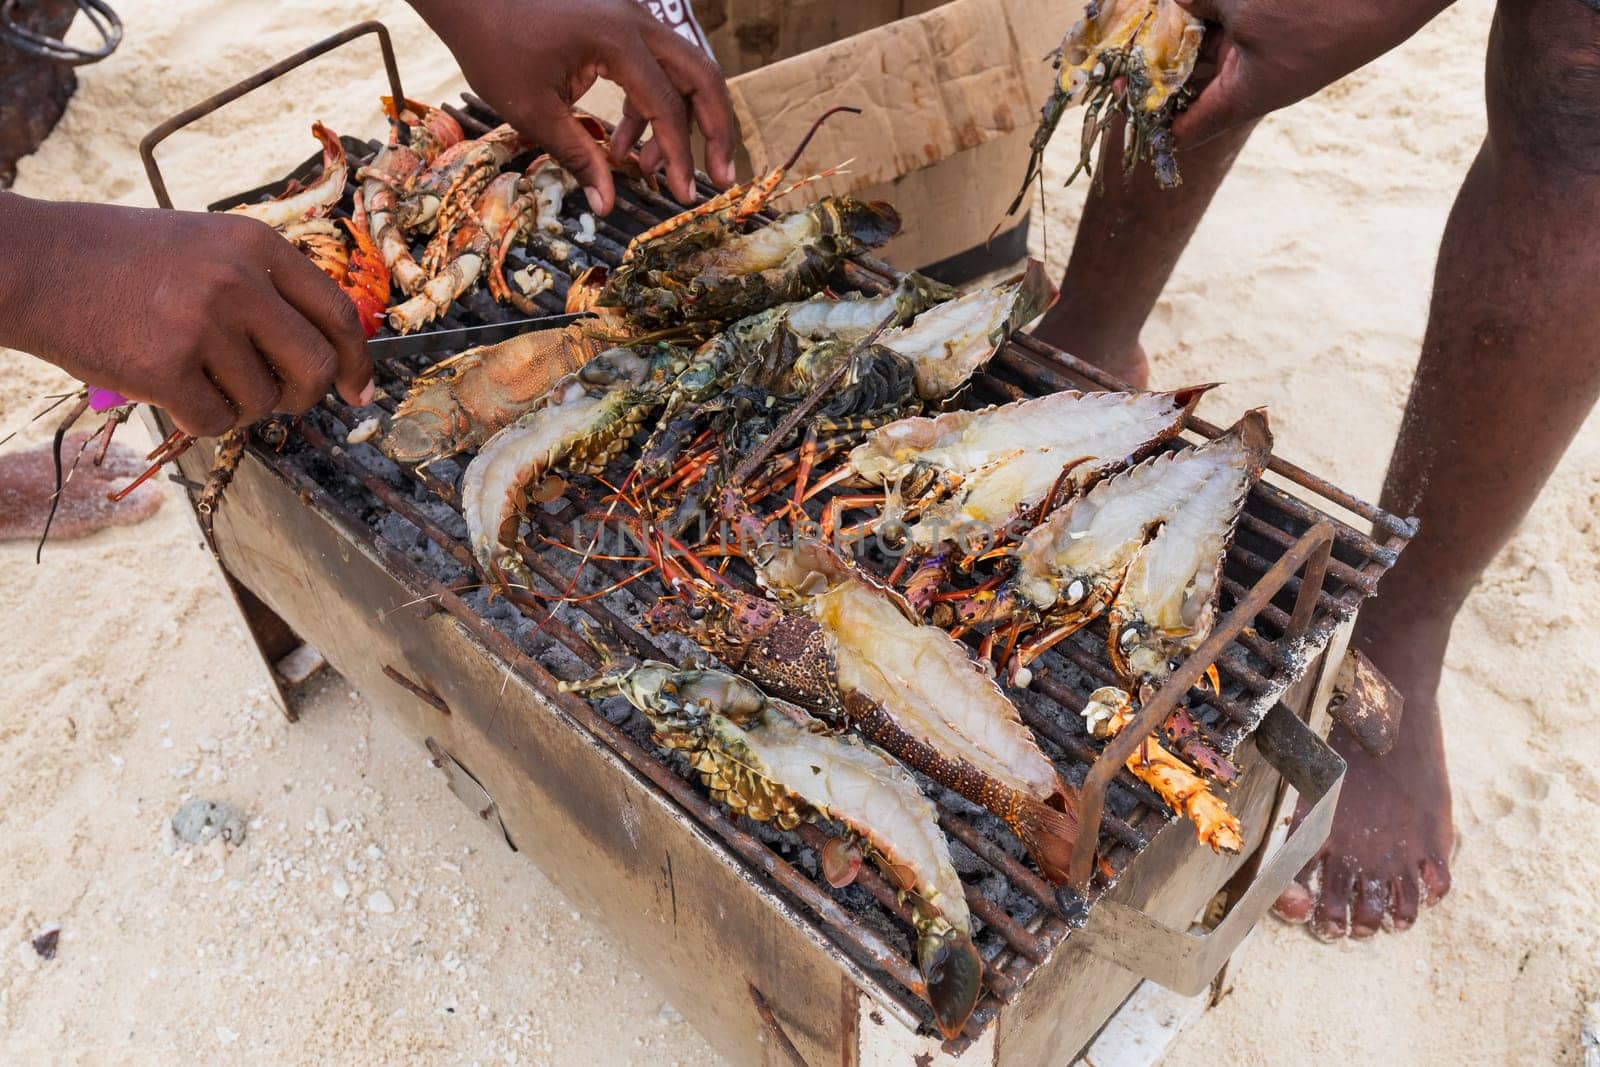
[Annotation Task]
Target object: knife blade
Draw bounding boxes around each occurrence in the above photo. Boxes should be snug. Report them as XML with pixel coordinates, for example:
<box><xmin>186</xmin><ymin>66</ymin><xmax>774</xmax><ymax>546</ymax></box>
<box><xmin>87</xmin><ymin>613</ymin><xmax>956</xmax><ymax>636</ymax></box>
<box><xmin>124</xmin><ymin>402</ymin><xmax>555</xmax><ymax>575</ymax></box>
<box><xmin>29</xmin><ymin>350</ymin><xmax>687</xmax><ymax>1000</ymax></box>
<box><xmin>367</xmin><ymin>312</ymin><xmax>591</xmax><ymax>360</ymax></box>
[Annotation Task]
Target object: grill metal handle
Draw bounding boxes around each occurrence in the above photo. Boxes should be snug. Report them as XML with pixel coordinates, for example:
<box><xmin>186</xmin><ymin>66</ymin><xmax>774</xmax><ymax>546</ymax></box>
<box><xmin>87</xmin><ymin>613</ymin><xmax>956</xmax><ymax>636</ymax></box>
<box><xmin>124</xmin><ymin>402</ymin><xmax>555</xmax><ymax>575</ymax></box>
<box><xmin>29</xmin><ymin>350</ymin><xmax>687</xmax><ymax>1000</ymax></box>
<box><xmin>1077</xmin><ymin>701</ymin><xmax>1345</xmax><ymax>996</ymax></box>
<box><xmin>138</xmin><ymin>20</ymin><xmax>406</xmax><ymax>210</ymax></box>
<box><xmin>1068</xmin><ymin>521</ymin><xmax>1336</xmax><ymax>891</ymax></box>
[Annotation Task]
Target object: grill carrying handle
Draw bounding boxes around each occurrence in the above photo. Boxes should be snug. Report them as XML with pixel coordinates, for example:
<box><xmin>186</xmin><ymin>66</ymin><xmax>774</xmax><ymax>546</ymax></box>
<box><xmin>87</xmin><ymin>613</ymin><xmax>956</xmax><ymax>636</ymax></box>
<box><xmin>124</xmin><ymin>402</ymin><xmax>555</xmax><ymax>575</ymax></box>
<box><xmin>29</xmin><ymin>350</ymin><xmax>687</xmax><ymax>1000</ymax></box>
<box><xmin>1077</xmin><ymin>701</ymin><xmax>1345</xmax><ymax>997</ymax></box>
<box><xmin>139</xmin><ymin>20</ymin><xmax>405</xmax><ymax>210</ymax></box>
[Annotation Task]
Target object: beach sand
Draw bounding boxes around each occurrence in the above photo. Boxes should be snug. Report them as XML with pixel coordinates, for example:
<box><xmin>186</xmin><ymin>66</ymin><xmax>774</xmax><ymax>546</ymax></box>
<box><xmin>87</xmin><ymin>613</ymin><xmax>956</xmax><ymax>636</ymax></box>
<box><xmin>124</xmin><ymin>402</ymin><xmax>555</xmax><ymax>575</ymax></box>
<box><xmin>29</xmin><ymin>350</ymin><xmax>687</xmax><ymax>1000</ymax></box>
<box><xmin>1</xmin><ymin>1</ymin><xmax>1596</xmax><ymax>1063</ymax></box>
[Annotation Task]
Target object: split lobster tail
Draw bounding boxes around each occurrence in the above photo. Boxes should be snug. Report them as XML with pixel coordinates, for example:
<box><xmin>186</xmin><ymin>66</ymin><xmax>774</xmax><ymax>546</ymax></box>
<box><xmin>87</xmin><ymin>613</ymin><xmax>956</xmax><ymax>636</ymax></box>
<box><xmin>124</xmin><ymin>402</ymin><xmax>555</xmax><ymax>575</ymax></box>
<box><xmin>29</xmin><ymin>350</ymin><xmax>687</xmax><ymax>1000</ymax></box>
<box><xmin>1013</xmin><ymin>791</ymin><xmax>1082</xmax><ymax>887</ymax></box>
<box><xmin>919</xmin><ymin>926</ymin><xmax>984</xmax><ymax>1041</ymax></box>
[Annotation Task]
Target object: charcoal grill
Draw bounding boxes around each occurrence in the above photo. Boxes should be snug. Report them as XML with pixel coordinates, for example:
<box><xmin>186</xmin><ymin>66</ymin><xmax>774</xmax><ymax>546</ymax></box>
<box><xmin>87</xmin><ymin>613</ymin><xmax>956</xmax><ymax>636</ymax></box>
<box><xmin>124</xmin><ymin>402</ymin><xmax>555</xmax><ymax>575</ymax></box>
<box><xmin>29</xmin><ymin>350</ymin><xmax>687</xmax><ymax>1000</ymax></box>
<box><xmin>135</xmin><ymin>23</ymin><xmax>1415</xmax><ymax>1064</ymax></box>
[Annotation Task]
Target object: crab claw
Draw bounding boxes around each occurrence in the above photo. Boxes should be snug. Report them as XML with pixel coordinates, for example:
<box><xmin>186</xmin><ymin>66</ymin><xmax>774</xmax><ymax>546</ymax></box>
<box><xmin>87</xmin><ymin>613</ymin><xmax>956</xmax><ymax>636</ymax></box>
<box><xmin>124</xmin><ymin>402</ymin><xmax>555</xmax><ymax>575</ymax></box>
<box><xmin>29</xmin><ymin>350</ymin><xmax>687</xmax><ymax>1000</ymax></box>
<box><xmin>918</xmin><ymin>927</ymin><xmax>983</xmax><ymax>1041</ymax></box>
<box><xmin>1201</xmin><ymin>663</ymin><xmax>1222</xmax><ymax>695</ymax></box>
<box><xmin>821</xmin><ymin>835</ymin><xmax>863</xmax><ymax>888</ymax></box>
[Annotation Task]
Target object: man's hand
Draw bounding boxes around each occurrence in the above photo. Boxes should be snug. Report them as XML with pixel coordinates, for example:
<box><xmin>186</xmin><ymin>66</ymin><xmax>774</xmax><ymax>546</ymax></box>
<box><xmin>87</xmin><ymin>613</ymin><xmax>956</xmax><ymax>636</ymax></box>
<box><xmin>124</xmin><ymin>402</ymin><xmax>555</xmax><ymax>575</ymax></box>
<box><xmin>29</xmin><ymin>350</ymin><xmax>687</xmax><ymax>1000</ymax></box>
<box><xmin>1172</xmin><ymin>0</ymin><xmax>1455</xmax><ymax>148</ymax></box>
<box><xmin>409</xmin><ymin>0</ymin><xmax>737</xmax><ymax>215</ymax></box>
<box><xmin>0</xmin><ymin>194</ymin><xmax>371</xmax><ymax>439</ymax></box>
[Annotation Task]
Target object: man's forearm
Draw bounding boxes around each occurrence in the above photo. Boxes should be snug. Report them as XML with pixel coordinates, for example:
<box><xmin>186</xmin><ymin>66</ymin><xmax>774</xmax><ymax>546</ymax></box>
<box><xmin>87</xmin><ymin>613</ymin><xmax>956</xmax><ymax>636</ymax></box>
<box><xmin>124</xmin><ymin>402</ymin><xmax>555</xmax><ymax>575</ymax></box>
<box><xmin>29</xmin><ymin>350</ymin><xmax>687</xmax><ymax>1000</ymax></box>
<box><xmin>0</xmin><ymin>192</ymin><xmax>73</xmax><ymax>359</ymax></box>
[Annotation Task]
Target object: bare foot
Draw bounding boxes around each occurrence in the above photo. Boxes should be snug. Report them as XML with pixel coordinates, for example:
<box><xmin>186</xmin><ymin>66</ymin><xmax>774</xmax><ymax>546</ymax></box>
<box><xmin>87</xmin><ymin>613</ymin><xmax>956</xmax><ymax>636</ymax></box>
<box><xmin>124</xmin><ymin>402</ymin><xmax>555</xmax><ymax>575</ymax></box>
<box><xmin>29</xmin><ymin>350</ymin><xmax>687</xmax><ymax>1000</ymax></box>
<box><xmin>1273</xmin><ymin>626</ymin><xmax>1454</xmax><ymax>939</ymax></box>
<box><xmin>1029</xmin><ymin>307</ymin><xmax>1151</xmax><ymax>389</ymax></box>
<box><xmin>0</xmin><ymin>432</ymin><xmax>164</xmax><ymax>544</ymax></box>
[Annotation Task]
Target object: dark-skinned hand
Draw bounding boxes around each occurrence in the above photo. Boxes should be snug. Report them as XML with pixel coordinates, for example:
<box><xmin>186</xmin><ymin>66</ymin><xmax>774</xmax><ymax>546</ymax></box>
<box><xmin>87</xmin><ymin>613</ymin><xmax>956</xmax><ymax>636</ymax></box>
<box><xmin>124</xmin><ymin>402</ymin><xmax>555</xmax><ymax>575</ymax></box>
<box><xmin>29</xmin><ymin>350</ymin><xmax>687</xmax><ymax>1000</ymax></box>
<box><xmin>1173</xmin><ymin>0</ymin><xmax>1456</xmax><ymax>147</ymax></box>
<box><xmin>409</xmin><ymin>0</ymin><xmax>738</xmax><ymax>214</ymax></box>
<box><xmin>0</xmin><ymin>195</ymin><xmax>371</xmax><ymax>439</ymax></box>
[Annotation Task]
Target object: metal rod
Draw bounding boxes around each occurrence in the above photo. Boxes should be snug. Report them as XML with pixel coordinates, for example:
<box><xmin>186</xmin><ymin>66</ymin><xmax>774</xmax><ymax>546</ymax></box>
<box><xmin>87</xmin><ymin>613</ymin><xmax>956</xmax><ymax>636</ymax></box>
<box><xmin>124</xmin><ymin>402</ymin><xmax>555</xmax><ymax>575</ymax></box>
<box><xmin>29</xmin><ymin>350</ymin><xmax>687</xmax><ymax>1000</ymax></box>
<box><xmin>140</xmin><ymin>21</ymin><xmax>406</xmax><ymax>210</ymax></box>
<box><xmin>1067</xmin><ymin>522</ymin><xmax>1336</xmax><ymax>892</ymax></box>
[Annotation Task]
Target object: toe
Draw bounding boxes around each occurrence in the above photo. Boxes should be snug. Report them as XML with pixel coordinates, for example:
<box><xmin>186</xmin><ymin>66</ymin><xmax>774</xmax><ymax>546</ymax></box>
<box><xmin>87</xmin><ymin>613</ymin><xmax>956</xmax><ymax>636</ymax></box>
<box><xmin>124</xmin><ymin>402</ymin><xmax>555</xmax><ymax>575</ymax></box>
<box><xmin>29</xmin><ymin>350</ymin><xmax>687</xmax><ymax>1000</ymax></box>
<box><xmin>1350</xmin><ymin>876</ymin><xmax>1387</xmax><ymax>938</ymax></box>
<box><xmin>1310</xmin><ymin>857</ymin><xmax>1356</xmax><ymax>941</ymax></box>
<box><xmin>1419</xmin><ymin>857</ymin><xmax>1452</xmax><ymax>906</ymax></box>
<box><xmin>1389</xmin><ymin>875</ymin><xmax>1420</xmax><ymax>931</ymax></box>
<box><xmin>1273</xmin><ymin>878</ymin><xmax>1314</xmax><ymax>924</ymax></box>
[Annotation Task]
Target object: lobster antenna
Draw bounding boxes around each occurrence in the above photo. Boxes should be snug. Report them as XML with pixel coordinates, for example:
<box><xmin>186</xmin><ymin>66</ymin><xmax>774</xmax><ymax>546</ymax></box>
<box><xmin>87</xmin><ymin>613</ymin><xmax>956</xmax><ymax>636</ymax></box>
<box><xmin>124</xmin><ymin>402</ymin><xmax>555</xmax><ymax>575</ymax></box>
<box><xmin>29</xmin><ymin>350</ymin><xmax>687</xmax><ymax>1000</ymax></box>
<box><xmin>35</xmin><ymin>395</ymin><xmax>92</xmax><ymax>564</ymax></box>
<box><xmin>776</xmin><ymin>105</ymin><xmax>862</xmax><ymax>174</ymax></box>
<box><xmin>0</xmin><ymin>389</ymin><xmax>81</xmax><ymax>450</ymax></box>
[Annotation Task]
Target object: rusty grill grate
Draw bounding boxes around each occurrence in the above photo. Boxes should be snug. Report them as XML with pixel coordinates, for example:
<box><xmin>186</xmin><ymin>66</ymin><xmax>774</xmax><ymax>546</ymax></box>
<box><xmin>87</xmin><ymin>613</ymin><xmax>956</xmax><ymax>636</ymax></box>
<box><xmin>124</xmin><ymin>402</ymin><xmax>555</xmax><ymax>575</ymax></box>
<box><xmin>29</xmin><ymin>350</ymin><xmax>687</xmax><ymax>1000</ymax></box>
<box><xmin>158</xmin><ymin>72</ymin><xmax>1415</xmax><ymax>1047</ymax></box>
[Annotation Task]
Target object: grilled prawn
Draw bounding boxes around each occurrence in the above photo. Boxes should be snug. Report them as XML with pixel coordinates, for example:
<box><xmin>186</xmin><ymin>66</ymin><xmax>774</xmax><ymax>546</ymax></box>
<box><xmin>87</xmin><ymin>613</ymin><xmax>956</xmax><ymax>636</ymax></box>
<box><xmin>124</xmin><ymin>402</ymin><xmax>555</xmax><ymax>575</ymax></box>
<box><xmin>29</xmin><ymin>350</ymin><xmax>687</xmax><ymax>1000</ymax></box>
<box><xmin>564</xmin><ymin>661</ymin><xmax>982</xmax><ymax>1039</ymax></box>
<box><xmin>460</xmin><ymin>345</ymin><xmax>687</xmax><ymax>585</ymax></box>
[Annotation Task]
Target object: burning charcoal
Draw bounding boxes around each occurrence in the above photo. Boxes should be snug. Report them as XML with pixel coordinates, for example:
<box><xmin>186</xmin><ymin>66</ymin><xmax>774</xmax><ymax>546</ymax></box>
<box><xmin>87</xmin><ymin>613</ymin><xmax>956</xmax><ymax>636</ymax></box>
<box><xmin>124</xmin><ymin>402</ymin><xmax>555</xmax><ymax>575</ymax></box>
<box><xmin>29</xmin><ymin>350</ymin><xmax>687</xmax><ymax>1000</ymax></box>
<box><xmin>30</xmin><ymin>924</ymin><xmax>61</xmax><ymax>960</ymax></box>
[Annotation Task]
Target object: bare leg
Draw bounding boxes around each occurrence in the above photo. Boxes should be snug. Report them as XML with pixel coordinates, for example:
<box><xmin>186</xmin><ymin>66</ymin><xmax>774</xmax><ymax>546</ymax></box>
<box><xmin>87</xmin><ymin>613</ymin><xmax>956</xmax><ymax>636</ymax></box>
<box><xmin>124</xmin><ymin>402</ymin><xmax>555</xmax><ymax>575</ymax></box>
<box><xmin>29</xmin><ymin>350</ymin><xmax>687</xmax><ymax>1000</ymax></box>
<box><xmin>1274</xmin><ymin>0</ymin><xmax>1600</xmax><ymax>939</ymax></box>
<box><xmin>1031</xmin><ymin>117</ymin><xmax>1256</xmax><ymax>387</ymax></box>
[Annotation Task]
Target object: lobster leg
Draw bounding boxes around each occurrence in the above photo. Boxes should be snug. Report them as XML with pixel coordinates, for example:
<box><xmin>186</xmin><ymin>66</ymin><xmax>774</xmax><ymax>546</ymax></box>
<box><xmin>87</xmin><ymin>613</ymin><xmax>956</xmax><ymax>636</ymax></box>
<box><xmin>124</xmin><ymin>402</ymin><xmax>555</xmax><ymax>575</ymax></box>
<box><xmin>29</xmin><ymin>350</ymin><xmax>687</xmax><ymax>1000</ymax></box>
<box><xmin>800</xmin><ymin>463</ymin><xmax>861</xmax><ymax>503</ymax></box>
<box><xmin>109</xmin><ymin>429</ymin><xmax>194</xmax><ymax>503</ymax></box>
<box><xmin>1014</xmin><ymin>616</ymin><xmax>1092</xmax><ymax>670</ymax></box>
<box><xmin>821</xmin><ymin>493</ymin><xmax>886</xmax><ymax>541</ymax></box>
<box><xmin>791</xmin><ymin>424</ymin><xmax>820</xmax><ymax>510</ymax></box>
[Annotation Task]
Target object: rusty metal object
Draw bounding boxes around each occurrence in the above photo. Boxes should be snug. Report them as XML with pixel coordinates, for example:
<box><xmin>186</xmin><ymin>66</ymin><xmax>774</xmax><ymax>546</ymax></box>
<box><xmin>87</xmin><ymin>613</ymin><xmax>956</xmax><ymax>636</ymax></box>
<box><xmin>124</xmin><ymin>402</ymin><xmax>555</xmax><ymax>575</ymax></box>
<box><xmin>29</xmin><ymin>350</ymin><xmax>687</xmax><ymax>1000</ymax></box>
<box><xmin>0</xmin><ymin>0</ymin><xmax>78</xmax><ymax>187</ymax></box>
<box><xmin>139</xmin><ymin>21</ymin><xmax>406</xmax><ymax>211</ymax></box>
<box><xmin>1</xmin><ymin>0</ymin><xmax>120</xmax><ymax>65</ymax></box>
<box><xmin>1067</xmin><ymin>522</ymin><xmax>1336</xmax><ymax>892</ymax></box>
<box><xmin>1328</xmin><ymin>648</ymin><xmax>1403</xmax><ymax>756</ymax></box>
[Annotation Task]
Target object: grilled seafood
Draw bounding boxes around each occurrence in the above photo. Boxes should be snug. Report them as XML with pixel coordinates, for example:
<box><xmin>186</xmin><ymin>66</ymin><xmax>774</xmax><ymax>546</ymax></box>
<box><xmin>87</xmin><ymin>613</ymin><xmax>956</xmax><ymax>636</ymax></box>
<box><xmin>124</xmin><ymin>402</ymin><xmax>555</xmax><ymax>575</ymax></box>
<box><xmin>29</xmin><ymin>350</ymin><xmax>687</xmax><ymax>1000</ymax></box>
<box><xmin>563</xmin><ymin>661</ymin><xmax>981</xmax><ymax>1039</ymax></box>
<box><xmin>601</xmin><ymin>196</ymin><xmax>902</xmax><ymax>329</ymax></box>
<box><xmin>334</xmin><ymin>199</ymin><xmax>393</xmax><ymax>338</ymax></box>
<box><xmin>360</xmin><ymin>101</ymin><xmax>466</xmax><ymax>296</ymax></box>
<box><xmin>411</xmin><ymin>123</ymin><xmax>527</xmax><ymax>269</ymax></box>
<box><xmin>628</xmin><ymin>274</ymin><xmax>955</xmax><ymax>483</ymax></box>
<box><xmin>643</xmin><ymin>569</ymin><xmax>1083</xmax><ymax>888</ymax></box>
<box><xmin>665</xmin><ymin>511</ymin><xmax>1083</xmax><ymax>884</ymax></box>
<box><xmin>386</xmin><ymin>161</ymin><xmax>573</xmax><ymax>334</ymax></box>
<box><xmin>469</xmin><ymin>157</ymin><xmax>579</xmax><ymax>313</ymax></box>
<box><xmin>379</xmin><ymin>323</ymin><xmax>606</xmax><ymax>464</ymax></box>
<box><xmin>228</xmin><ymin>122</ymin><xmax>347</xmax><ymax>230</ymax></box>
<box><xmin>1081</xmin><ymin>686</ymin><xmax>1242</xmax><ymax>853</ymax></box>
<box><xmin>1012</xmin><ymin>0</ymin><xmax>1203</xmax><ymax>205</ymax></box>
<box><xmin>284</xmin><ymin>195</ymin><xmax>391</xmax><ymax>338</ymax></box>
<box><xmin>875</xmin><ymin>259</ymin><xmax>1056</xmax><ymax>402</ymax></box>
<box><xmin>953</xmin><ymin>412</ymin><xmax>1271</xmax><ymax>678</ymax></box>
<box><xmin>1107</xmin><ymin>409</ymin><xmax>1271</xmax><ymax>688</ymax></box>
<box><xmin>639</xmin><ymin>266</ymin><xmax>1051</xmax><ymax>508</ymax></box>
<box><xmin>461</xmin><ymin>344</ymin><xmax>687</xmax><ymax>585</ymax></box>
<box><xmin>616</xmin><ymin>105</ymin><xmax>860</xmax><ymax>262</ymax></box>
<box><xmin>834</xmin><ymin>385</ymin><xmax>1210</xmax><ymax>560</ymax></box>
<box><xmin>781</xmin><ymin>272</ymin><xmax>958</xmax><ymax>344</ymax></box>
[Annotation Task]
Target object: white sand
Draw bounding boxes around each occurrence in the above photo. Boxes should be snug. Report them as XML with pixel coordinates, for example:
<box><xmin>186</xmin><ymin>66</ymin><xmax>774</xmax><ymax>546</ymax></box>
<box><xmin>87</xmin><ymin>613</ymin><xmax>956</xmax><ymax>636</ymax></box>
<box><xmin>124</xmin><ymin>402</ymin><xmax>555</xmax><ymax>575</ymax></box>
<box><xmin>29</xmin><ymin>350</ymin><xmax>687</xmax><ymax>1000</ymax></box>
<box><xmin>1</xmin><ymin>0</ymin><xmax>1597</xmax><ymax>1063</ymax></box>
